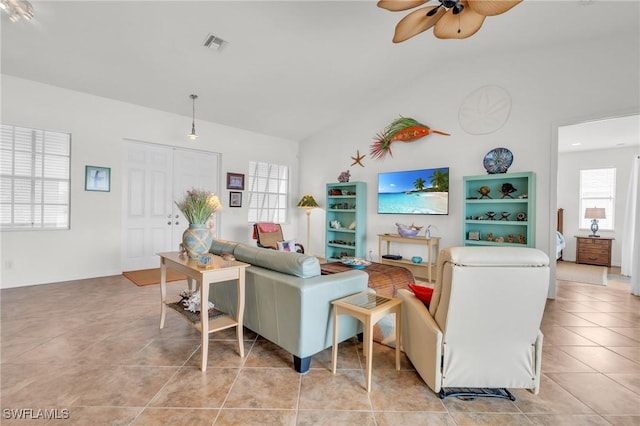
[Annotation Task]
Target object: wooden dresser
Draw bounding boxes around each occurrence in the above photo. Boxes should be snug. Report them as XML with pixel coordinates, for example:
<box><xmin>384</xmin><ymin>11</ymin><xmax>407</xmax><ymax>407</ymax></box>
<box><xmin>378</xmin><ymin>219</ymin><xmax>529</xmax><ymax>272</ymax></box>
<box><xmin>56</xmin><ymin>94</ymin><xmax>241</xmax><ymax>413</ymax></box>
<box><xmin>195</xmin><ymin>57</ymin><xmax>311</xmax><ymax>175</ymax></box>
<box><xmin>575</xmin><ymin>236</ymin><xmax>614</xmax><ymax>267</ymax></box>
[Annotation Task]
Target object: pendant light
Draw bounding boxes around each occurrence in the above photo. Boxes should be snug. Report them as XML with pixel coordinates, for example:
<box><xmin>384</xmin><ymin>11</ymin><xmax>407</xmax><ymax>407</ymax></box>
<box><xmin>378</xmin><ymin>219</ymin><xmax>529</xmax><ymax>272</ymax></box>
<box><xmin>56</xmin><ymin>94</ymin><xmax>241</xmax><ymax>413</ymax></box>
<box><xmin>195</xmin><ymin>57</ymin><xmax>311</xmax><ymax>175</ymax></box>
<box><xmin>188</xmin><ymin>94</ymin><xmax>198</xmax><ymax>140</ymax></box>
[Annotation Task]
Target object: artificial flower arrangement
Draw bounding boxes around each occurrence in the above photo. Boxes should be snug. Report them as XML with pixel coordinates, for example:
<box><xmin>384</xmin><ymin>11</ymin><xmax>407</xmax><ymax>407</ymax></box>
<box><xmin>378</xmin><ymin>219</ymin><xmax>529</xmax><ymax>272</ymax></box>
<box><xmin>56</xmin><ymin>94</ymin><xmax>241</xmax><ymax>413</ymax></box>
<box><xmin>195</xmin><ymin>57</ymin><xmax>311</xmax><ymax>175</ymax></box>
<box><xmin>175</xmin><ymin>188</ymin><xmax>223</xmax><ymax>225</ymax></box>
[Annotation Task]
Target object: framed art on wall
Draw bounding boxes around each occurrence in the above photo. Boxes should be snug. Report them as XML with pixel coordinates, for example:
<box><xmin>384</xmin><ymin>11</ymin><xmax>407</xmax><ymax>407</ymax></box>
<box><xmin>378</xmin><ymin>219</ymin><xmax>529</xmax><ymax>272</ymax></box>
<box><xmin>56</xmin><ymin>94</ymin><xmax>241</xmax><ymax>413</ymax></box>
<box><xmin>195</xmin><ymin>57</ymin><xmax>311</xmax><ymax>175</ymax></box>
<box><xmin>85</xmin><ymin>166</ymin><xmax>111</xmax><ymax>192</ymax></box>
<box><xmin>227</xmin><ymin>173</ymin><xmax>245</xmax><ymax>190</ymax></box>
<box><xmin>229</xmin><ymin>191</ymin><xmax>242</xmax><ymax>207</ymax></box>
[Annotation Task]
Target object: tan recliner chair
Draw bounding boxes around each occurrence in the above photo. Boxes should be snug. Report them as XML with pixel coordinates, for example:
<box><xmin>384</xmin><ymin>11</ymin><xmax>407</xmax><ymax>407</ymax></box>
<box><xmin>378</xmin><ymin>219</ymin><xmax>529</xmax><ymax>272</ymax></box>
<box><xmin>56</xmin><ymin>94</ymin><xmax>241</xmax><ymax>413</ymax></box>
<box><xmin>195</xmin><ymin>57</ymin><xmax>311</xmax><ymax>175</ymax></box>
<box><xmin>398</xmin><ymin>246</ymin><xmax>550</xmax><ymax>400</ymax></box>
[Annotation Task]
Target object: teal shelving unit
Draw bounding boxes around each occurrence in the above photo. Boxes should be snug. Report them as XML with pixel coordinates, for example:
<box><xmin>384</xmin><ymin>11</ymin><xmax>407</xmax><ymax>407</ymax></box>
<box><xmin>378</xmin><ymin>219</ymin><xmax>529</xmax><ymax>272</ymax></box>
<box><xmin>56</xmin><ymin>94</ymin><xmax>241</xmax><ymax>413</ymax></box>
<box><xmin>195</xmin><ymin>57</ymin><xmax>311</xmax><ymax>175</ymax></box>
<box><xmin>325</xmin><ymin>181</ymin><xmax>367</xmax><ymax>261</ymax></box>
<box><xmin>462</xmin><ymin>172</ymin><xmax>535</xmax><ymax>247</ymax></box>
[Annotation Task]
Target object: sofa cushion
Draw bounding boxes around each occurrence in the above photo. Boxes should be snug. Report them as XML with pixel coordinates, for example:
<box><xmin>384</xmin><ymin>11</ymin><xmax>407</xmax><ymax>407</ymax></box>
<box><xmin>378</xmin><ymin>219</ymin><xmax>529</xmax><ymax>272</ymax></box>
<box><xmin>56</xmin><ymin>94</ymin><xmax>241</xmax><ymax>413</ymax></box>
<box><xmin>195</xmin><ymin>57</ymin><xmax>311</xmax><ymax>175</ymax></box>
<box><xmin>233</xmin><ymin>243</ymin><xmax>320</xmax><ymax>278</ymax></box>
<box><xmin>210</xmin><ymin>239</ymin><xmax>239</xmax><ymax>256</ymax></box>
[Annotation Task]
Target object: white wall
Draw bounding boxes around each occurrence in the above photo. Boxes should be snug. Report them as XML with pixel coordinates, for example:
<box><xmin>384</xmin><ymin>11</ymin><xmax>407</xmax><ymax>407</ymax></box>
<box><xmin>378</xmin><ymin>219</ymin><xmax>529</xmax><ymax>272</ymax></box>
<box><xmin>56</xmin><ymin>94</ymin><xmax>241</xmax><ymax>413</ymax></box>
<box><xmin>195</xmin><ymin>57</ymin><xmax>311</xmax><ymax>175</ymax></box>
<box><xmin>558</xmin><ymin>145</ymin><xmax>639</xmax><ymax>266</ymax></box>
<box><xmin>298</xmin><ymin>37</ymin><xmax>639</xmax><ymax>283</ymax></box>
<box><xmin>1</xmin><ymin>76</ymin><xmax>300</xmax><ymax>288</ymax></box>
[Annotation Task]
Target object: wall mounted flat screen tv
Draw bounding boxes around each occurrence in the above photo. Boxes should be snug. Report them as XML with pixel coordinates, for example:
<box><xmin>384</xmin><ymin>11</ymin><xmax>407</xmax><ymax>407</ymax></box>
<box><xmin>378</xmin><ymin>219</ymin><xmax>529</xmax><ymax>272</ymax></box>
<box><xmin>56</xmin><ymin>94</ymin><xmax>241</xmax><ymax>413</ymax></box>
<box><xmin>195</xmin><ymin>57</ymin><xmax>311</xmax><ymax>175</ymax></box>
<box><xmin>378</xmin><ymin>167</ymin><xmax>449</xmax><ymax>215</ymax></box>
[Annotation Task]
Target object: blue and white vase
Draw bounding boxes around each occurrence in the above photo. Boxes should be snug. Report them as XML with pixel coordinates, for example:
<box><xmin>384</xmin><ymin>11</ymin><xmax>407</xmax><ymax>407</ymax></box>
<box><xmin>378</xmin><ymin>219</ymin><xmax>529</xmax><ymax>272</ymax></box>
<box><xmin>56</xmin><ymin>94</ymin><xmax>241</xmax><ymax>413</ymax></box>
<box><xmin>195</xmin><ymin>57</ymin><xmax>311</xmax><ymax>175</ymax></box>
<box><xmin>182</xmin><ymin>224</ymin><xmax>212</xmax><ymax>259</ymax></box>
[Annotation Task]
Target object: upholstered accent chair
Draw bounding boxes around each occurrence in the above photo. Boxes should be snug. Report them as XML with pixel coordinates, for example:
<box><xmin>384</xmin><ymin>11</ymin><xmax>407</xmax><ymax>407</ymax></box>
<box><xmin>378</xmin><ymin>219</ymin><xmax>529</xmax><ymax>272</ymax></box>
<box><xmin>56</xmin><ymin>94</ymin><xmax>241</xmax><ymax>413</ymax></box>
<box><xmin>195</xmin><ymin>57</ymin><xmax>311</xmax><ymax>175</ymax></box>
<box><xmin>253</xmin><ymin>222</ymin><xmax>304</xmax><ymax>253</ymax></box>
<box><xmin>398</xmin><ymin>246</ymin><xmax>550</xmax><ymax>400</ymax></box>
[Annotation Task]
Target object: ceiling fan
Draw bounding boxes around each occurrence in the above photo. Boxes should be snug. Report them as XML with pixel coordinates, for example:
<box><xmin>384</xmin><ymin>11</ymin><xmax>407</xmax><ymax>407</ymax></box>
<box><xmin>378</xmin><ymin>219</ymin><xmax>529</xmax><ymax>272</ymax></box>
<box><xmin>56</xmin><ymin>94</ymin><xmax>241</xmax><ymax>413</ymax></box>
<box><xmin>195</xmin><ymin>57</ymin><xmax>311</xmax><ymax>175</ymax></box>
<box><xmin>378</xmin><ymin>0</ymin><xmax>522</xmax><ymax>42</ymax></box>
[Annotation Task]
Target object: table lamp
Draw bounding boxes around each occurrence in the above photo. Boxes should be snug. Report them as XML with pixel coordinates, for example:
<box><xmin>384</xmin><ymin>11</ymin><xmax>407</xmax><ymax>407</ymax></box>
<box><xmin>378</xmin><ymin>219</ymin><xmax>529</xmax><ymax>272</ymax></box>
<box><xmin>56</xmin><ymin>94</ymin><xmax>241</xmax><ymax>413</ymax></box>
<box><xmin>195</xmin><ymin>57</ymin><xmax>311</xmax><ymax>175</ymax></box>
<box><xmin>297</xmin><ymin>195</ymin><xmax>320</xmax><ymax>252</ymax></box>
<box><xmin>584</xmin><ymin>207</ymin><xmax>606</xmax><ymax>237</ymax></box>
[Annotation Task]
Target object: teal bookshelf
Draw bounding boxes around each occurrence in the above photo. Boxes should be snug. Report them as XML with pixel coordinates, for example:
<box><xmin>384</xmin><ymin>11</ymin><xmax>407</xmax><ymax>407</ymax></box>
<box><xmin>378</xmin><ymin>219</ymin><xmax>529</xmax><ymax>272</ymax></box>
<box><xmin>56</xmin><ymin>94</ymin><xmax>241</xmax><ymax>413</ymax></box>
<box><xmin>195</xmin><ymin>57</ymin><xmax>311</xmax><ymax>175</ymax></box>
<box><xmin>463</xmin><ymin>172</ymin><xmax>535</xmax><ymax>247</ymax></box>
<box><xmin>325</xmin><ymin>181</ymin><xmax>367</xmax><ymax>261</ymax></box>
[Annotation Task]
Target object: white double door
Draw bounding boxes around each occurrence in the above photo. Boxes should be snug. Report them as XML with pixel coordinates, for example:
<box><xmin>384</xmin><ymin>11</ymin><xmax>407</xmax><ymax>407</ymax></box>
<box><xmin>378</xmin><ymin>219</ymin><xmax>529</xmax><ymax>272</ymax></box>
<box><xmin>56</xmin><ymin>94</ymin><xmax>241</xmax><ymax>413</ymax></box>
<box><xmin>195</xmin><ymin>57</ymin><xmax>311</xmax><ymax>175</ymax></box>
<box><xmin>121</xmin><ymin>140</ymin><xmax>220</xmax><ymax>271</ymax></box>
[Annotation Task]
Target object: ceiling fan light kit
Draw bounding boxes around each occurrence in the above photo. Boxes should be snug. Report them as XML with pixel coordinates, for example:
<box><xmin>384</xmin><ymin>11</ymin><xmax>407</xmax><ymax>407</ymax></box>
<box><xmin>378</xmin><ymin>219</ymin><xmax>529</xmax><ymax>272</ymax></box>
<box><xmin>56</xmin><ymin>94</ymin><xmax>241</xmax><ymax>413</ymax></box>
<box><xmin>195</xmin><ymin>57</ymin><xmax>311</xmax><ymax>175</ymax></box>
<box><xmin>378</xmin><ymin>0</ymin><xmax>521</xmax><ymax>42</ymax></box>
<box><xmin>1</xmin><ymin>0</ymin><xmax>34</xmax><ymax>22</ymax></box>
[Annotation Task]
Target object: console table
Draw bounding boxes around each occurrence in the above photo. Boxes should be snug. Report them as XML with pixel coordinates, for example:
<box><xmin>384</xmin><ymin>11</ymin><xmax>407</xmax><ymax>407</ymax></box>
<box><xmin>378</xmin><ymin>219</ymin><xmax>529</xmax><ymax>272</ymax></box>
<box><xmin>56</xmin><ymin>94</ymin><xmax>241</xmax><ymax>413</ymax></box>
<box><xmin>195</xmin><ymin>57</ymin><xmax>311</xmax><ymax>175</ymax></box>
<box><xmin>575</xmin><ymin>236</ymin><xmax>614</xmax><ymax>267</ymax></box>
<box><xmin>378</xmin><ymin>234</ymin><xmax>440</xmax><ymax>282</ymax></box>
<box><xmin>158</xmin><ymin>252</ymin><xmax>249</xmax><ymax>371</ymax></box>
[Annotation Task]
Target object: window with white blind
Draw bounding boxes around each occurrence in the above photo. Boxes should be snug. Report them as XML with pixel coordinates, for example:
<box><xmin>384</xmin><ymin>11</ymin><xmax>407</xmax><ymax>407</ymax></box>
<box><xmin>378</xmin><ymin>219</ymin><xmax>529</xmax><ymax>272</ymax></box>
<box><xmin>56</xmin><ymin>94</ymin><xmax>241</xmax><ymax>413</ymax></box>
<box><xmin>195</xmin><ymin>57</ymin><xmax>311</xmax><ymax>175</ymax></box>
<box><xmin>579</xmin><ymin>168</ymin><xmax>615</xmax><ymax>231</ymax></box>
<box><xmin>247</xmin><ymin>161</ymin><xmax>289</xmax><ymax>223</ymax></box>
<box><xmin>0</xmin><ymin>124</ymin><xmax>71</xmax><ymax>230</ymax></box>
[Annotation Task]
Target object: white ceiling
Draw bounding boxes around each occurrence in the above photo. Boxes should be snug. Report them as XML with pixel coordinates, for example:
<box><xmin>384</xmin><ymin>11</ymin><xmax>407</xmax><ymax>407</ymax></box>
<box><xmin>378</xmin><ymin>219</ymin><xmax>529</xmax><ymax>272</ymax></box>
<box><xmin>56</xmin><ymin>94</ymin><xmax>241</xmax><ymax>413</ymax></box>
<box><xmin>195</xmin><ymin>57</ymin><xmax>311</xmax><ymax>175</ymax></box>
<box><xmin>2</xmin><ymin>0</ymin><xmax>639</xmax><ymax>144</ymax></box>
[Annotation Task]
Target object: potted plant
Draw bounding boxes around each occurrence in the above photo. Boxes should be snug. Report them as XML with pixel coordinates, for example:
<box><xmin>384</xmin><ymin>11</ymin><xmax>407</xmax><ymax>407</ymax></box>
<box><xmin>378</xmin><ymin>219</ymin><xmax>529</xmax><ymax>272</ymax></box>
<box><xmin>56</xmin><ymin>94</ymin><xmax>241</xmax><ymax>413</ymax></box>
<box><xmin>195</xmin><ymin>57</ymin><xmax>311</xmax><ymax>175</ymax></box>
<box><xmin>175</xmin><ymin>189</ymin><xmax>222</xmax><ymax>258</ymax></box>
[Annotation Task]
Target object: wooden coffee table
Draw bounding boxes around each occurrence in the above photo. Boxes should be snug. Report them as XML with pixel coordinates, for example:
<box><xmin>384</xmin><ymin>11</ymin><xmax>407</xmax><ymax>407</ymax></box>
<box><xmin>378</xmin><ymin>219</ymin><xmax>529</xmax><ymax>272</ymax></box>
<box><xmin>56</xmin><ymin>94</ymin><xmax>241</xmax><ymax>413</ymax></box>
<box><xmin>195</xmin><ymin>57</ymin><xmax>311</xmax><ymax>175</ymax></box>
<box><xmin>331</xmin><ymin>291</ymin><xmax>402</xmax><ymax>392</ymax></box>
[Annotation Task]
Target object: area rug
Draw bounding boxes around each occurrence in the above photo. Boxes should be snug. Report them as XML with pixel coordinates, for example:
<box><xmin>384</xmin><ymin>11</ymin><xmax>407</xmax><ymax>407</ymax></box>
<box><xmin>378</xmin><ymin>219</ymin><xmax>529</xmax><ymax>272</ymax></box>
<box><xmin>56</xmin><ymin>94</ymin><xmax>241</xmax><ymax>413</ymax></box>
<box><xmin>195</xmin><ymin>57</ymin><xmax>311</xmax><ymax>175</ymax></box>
<box><xmin>123</xmin><ymin>268</ymin><xmax>186</xmax><ymax>287</ymax></box>
<box><xmin>556</xmin><ymin>261</ymin><xmax>607</xmax><ymax>286</ymax></box>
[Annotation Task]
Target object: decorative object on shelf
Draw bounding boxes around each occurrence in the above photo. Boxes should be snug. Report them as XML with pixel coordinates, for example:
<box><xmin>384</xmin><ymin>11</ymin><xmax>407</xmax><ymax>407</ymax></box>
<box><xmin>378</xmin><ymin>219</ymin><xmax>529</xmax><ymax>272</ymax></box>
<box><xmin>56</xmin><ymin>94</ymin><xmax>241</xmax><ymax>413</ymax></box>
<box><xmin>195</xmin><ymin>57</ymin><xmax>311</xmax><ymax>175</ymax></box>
<box><xmin>297</xmin><ymin>194</ymin><xmax>320</xmax><ymax>251</ymax></box>
<box><xmin>425</xmin><ymin>224</ymin><xmax>432</xmax><ymax>238</ymax></box>
<box><xmin>348</xmin><ymin>221</ymin><xmax>356</xmax><ymax>230</ymax></box>
<box><xmin>486</xmin><ymin>232</ymin><xmax>494</xmax><ymax>241</ymax></box>
<box><xmin>495</xmin><ymin>236</ymin><xmax>504</xmax><ymax>243</ymax></box>
<box><xmin>377</xmin><ymin>0</ymin><xmax>522</xmax><ymax>42</ymax></box>
<box><xmin>516</xmin><ymin>211</ymin><xmax>527</xmax><ymax>221</ymax></box>
<box><xmin>518</xmin><ymin>234</ymin><xmax>525</xmax><ymax>244</ymax></box>
<box><xmin>411</xmin><ymin>256</ymin><xmax>423</xmax><ymax>264</ymax></box>
<box><xmin>500</xmin><ymin>183</ymin><xmax>517</xmax><ymax>198</ymax></box>
<box><xmin>507</xmin><ymin>234</ymin><xmax>514</xmax><ymax>243</ymax></box>
<box><xmin>351</xmin><ymin>150</ymin><xmax>366</xmax><ymax>167</ymax></box>
<box><xmin>175</xmin><ymin>188</ymin><xmax>222</xmax><ymax>259</ymax></box>
<box><xmin>468</xmin><ymin>231</ymin><xmax>480</xmax><ymax>241</ymax></box>
<box><xmin>459</xmin><ymin>86</ymin><xmax>512</xmax><ymax>135</ymax></box>
<box><xmin>338</xmin><ymin>170</ymin><xmax>351</xmax><ymax>182</ymax></box>
<box><xmin>370</xmin><ymin>116</ymin><xmax>450</xmax><ymax>160</ymax></box>
<box><xmin>2</xmin><ymin>0</ymin><xmax>35</xmax><ymax>23</ymax></box>
<box><xmin>341</xmin><ymin>257</ymin><xmax>371</xmax><ymax>269</ymax></box>
<box><xmin>584</xmin><ymin>207</ymin><xmax>606</xmax><ymax>237</ymax></box>
<box><xmin>330</xmin><ymin>220</ymin><xmax>342</xmax><ymax>229</ymax></box>
<box><xmin>518</xmin><ymin>193</ymin><xmax>528</xmax><ymax>199</ymax></box>
<box><xmin>396</xmin><ymin>222</ymin><xmax>422</xmax><ymax>237</ymax></box>
<box><xmin>188</xmin><ymin>94</ymin><xmax>199</xmax><ymax>140</ymax></box>
<box><xmin>483</xmin><ymin>147</ymin><xmax>513</xmax><ymax>174</ymax></box>
<box><xmin>500</xmin><ymin>212</ymin><xmax>510</xmax><ymax>220</ymax></box>
<box><xmin>179</xmin><ymin>289</ymin><xmax>215</xmax><ymax>314</ymax></box>
<box><xmin>85</xmin><ymin>165</ymin><xmax>111</xmax><ymax>192</ymax></box>
<box><xmin>478</xmin><ymin>185</ymin><xmax>491</xmax><ymax>198</ymax></box>
<box><xmin>486</xmin><ymin>211</ymin><xmax>496</xmax><ymax>220</ymax></box>
<box><xmin>226</xmin><ymin>172</ymin><xmax>245</xmax><ymax>190</ymax></box>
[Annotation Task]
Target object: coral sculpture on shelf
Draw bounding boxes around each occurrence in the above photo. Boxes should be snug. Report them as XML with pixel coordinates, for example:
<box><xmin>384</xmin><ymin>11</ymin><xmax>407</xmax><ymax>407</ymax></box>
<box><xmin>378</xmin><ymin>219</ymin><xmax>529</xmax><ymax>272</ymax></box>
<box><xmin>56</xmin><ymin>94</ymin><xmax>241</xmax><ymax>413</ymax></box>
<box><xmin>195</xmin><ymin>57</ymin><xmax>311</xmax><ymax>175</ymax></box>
<box><xmin>338</xmin><ymin>170</ymin><xmax>351</xmax><ymax>182</ymax></box>
<box><xmin>371</xmin><ymin>116</ymin><xmax>450</xmax><ymax>160</ymax></box>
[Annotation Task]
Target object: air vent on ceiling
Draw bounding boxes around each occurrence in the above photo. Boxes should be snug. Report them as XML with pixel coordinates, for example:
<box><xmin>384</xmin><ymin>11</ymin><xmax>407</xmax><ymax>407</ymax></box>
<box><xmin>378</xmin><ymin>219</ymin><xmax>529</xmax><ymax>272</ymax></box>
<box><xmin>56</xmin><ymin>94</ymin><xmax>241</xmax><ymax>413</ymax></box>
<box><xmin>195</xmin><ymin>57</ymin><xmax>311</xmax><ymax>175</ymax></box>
<box><xmin>203</xmin><ymin>33</ymin><xmax>227</xmax><ymax>51</ymax></box>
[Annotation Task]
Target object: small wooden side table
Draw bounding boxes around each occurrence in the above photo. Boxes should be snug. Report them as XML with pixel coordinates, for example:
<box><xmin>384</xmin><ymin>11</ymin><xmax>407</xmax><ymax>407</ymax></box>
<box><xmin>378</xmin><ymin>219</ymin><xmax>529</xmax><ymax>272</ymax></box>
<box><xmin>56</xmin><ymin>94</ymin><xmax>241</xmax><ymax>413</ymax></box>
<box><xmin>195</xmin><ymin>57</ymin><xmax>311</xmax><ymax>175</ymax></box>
<box><xmin>158</xmin><ymin>252</ymin><xmax>249</xmax><ymax>371</ymax></box>
<box><xmin>332</xmin><ymin>292</ymin><xmax>402</xmax><ymax>392</ymax></box>
<box><xmin>575</xmin><ymin>236</ymin><xmax>614</xmax><ymax>267</ymax></box>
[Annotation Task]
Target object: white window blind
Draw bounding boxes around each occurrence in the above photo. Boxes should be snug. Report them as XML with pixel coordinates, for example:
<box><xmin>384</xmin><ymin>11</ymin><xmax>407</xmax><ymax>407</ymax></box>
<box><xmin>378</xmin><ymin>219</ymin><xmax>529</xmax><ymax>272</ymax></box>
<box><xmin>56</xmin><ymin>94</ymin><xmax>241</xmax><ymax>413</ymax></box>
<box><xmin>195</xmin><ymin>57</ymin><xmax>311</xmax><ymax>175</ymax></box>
<box><xmin>247</xmin><ymin>161</ymin><xmax>289</xmax><ymax>223</ymax></box>
<box><xmin>579</xmin><ymin>168</ymin><xmax>615</xmax><ymax>231</ymax></box>
<box><xmin>0</xmin><ymin>124</ymin><xmax>71</xmax><ymax>230</ymax></box>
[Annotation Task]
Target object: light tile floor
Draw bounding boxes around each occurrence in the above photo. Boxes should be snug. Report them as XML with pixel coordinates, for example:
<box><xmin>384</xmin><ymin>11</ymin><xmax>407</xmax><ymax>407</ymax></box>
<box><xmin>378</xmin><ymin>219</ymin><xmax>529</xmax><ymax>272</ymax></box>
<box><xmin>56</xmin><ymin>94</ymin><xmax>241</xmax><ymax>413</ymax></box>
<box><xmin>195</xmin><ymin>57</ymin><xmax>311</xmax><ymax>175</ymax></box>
<box><xmin>1</xmin><ymin>270</ymin><xmax>638</xmax><ymax>425</ymax></box>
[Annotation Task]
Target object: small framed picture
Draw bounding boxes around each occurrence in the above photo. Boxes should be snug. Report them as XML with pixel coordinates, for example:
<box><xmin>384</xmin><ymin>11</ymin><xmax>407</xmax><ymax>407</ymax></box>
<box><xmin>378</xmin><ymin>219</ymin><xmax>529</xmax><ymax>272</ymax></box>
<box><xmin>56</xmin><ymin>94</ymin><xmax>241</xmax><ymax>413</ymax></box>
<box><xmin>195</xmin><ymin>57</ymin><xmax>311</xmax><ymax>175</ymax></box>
<box><xmin>226</xmin><ymin>172</ymin><xmax>245</xmax><ymax>190</ymax></box>
<box><xmin>85</xmin><ymin>166</ymin><xmax>111</xmax><ymax>192</ymax></box>
<box><xmin>468</xmin><ymin>231</ymin><xmax>480</xmax><ymax>241</ymax></box>
<box><xmin>229</xmin><ymin>191</ymin><xmax>242</xmax><ymax>207</ymax></box>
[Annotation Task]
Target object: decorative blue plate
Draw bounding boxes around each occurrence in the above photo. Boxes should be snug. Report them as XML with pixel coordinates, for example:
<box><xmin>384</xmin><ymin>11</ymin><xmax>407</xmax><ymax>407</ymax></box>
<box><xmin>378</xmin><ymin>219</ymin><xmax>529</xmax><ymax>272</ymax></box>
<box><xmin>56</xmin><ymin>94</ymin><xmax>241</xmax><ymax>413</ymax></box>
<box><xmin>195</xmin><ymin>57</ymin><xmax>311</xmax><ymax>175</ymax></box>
<box><xmin>483</xmin><ymin>147</ymin><xmax>513</xmax><ymax>174</ymax></box>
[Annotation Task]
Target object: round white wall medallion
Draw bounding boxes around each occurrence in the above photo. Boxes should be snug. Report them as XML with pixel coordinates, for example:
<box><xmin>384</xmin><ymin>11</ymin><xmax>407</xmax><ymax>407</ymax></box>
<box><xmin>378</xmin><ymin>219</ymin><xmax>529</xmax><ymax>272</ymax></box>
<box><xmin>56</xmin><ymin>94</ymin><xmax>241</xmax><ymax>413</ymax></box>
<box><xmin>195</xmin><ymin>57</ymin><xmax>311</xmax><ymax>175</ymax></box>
<box><xmin>458</xmin><ymin>85</ymin><xmax>512</xmax><ymax>135</ymax></box>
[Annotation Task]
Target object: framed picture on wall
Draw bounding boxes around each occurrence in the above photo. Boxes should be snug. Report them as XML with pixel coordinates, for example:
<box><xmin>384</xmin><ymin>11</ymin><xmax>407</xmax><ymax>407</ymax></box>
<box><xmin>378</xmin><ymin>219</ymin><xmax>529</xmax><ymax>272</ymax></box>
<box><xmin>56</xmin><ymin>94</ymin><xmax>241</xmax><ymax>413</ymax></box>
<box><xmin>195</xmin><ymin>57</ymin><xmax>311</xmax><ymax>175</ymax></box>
<box><xmin>229</xmin><ymin>191</ymin><xmax>242</xmax><ymax>207</ymax></box>
<box><xmin>227</xmin><ymin>173</ymin><xmax>245</xmax><ymax>190</ymax></box>
<box><xmin>85</xmin><ymin>166</ymin><xmax>111</xmax><ymax>192</ymax></box>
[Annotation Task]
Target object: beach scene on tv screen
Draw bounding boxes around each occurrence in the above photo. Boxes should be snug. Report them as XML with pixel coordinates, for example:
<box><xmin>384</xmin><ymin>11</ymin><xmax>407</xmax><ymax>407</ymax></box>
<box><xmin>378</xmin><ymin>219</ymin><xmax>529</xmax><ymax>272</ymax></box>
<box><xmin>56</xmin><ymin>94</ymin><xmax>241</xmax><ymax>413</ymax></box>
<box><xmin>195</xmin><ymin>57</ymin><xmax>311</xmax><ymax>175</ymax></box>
<box><xmin>378</xmin><ymin>168</ymin><xmax>449</xmax><ymax>215</ymax></box>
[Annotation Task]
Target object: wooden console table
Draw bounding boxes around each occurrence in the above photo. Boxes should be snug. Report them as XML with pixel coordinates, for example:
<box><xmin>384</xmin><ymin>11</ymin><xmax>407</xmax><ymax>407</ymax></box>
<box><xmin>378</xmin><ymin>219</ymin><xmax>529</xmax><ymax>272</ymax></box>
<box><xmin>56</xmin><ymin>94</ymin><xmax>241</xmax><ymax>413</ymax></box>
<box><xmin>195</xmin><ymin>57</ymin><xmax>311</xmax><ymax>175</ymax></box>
<box><xmin>575</xmin><ymin>236</ymin><xmax>613</xmax><ymax>267</ymax></box>
<box><xmin>158</xmin><ymin>252</ymin><xmax>249</xmax><ymax>371</ymax></box>
<box><xmin>378</xmin><ymin>234</ymin><xmax>440</xmax><ymax>282</ymax></box>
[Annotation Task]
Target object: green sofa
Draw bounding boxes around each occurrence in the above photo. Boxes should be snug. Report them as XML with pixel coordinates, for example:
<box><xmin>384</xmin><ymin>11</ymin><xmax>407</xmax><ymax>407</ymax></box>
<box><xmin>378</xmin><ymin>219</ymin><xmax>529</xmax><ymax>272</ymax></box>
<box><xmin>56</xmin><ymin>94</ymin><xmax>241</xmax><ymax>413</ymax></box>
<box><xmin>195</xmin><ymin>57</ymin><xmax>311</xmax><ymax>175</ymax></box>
<box><xmin>209</xmin><ymin>239</ymin><xmax>368</xmax><ymax>373</ymax></box>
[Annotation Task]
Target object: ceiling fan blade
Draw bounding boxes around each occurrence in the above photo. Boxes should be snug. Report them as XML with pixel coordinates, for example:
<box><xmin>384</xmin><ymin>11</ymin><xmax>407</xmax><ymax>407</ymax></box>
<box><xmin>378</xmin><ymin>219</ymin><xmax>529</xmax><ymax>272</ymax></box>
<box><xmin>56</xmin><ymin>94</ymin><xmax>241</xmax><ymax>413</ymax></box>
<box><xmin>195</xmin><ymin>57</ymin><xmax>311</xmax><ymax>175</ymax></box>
<box><xmin>434</xmin><ymin>1</ymin><xmax>485</xmax><ymax>39</ymax></box>
<box><xmin>378</xmin><ymin>0</ymin><xmax>428</xmax><ymax>12</ymax></box>
<box><xmin>393</xmin><ymin>6</ymin><xmax>446</xmax><ymax>43</ymax></box>
<box><xmin>466</xmin><ymin>0</ymin><xmax>522</xmax><ymax>16</ymax></box>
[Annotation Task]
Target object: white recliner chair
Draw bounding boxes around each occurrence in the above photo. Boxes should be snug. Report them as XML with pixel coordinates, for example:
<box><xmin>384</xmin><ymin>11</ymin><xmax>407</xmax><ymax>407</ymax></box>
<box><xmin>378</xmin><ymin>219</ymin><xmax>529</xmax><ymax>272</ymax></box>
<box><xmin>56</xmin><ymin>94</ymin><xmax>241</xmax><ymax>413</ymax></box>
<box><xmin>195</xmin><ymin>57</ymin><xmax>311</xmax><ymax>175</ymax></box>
<box><xmin>398</xmin><ymin>246</ymin><xmax>550</xmax><ymax>400</ymax></box>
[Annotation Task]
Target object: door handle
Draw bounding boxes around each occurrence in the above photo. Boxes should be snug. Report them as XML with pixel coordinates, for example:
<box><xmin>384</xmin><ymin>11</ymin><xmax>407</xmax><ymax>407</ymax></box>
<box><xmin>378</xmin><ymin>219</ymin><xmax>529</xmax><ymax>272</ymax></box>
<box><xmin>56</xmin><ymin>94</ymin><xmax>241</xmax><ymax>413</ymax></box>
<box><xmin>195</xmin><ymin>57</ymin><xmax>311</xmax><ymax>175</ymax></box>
<box><xmin>167</xmin><ymin>221</ymin><xmax>172</xmax><ymax>225</ymax></box>
<box><xmin>167</xmin><ymin>214</ymin><xmax>172</xmax><ymax>218</ymax></box>
<box><xmin>175</xmin><ymin>221</ymin><xmax>180</xmax><ymax>225</ymax></box>
<box><xmin>175</xmin><ymin>215</ymin><xmax>179</xmax><ymax>218</ymax></box>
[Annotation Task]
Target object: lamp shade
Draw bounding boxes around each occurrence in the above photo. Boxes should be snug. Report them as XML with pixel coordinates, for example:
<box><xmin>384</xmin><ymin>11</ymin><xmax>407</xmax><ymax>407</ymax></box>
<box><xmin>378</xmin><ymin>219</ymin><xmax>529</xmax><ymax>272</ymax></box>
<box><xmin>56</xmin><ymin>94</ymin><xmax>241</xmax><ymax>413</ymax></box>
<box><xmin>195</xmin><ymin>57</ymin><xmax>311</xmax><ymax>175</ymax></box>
<box><xmin>297</xmin><ymin>195</ymin><xmax>319</xmax><ymax>209</ymax></box>
<box><xmin>584</xmin><ymin>207</ymin><xmax>606</xmax><ymax>219</ymax></box>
